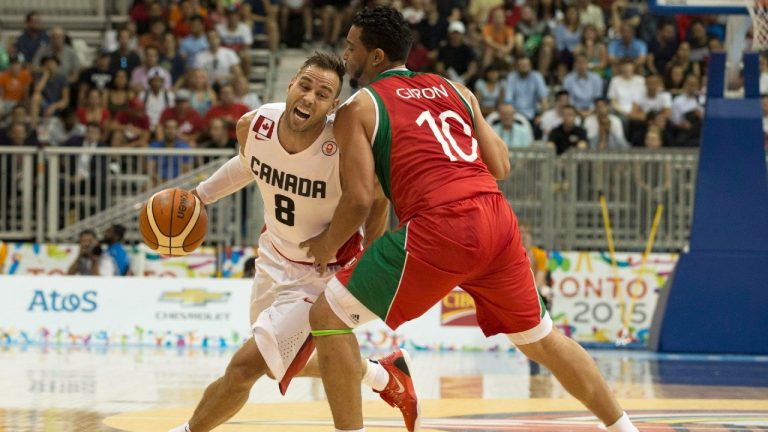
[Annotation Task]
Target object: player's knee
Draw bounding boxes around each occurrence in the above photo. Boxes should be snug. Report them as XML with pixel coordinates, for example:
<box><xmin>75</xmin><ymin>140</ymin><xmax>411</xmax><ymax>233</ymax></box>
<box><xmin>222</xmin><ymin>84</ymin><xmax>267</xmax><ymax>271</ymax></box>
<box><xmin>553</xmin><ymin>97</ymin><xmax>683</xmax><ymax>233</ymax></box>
<box><xmin>308</xmin><ymin>294</ymin><xmax>335</xmax><ymax>330</ymax></box>
<box><xmin>224</xmin><ymin>359</ymin><xmax>265</xmax><ymax>389</ymax></box>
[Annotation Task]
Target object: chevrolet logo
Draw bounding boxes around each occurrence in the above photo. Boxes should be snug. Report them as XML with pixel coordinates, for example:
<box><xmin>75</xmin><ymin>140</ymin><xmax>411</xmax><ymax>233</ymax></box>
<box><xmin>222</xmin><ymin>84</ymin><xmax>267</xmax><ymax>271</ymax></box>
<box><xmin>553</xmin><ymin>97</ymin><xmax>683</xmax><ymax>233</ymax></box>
<box><xmin>159</xmin><ymin>289</ymin><xmax>231</xmax><ymax>306</ymax></box>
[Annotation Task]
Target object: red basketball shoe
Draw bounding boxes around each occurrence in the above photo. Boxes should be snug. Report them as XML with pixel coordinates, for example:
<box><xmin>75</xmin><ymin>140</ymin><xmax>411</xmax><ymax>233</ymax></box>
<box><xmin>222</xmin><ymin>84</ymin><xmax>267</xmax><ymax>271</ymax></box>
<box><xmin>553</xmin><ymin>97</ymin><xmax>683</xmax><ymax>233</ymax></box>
<box><xmin>375</xmin><ymin>348</ymin><xmax>421</xmax><ymax>431</ymax></box>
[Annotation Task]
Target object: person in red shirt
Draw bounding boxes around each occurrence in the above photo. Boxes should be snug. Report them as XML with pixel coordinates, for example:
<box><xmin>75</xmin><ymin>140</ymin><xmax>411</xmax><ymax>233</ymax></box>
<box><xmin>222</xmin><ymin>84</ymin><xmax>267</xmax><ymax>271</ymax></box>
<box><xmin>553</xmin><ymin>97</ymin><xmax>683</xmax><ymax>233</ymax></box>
<box><xmin>157</xmin><ymin>89</ymin><xmax>203</xmax><ymax>146</ymax></box>
<box><xmin>110</xmin><ymin>97</ymin><xmax>151</xmax><ymax>147</ymax></box>
<box><xmin>77</xmin><ymin>87</ymin><xmax>110</xmax><ymax>131</ymax></box>
<box><xmin>204</xmin><ymin>83</ymin><xmax>249</xmax><ymax>139</ymax></box>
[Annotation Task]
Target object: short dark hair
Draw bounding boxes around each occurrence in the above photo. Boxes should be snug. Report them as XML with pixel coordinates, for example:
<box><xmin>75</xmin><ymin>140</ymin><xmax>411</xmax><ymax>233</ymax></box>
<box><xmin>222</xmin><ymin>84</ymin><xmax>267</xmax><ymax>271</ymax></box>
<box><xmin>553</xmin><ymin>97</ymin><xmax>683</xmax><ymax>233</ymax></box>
<box><xmin>79</xmin><ymin>229</ymin><xmax>97</xmax><ymax>239</ymax></box>
<box><xmin>26</xmin><ymin>11</ymin><xmax>38</xmax><ymax>22</ymax></box>
<box><xmin>352</xmin><ymin>6</ymin><xmax>413</xmax><ymax>63</ymax></box>
<box><xmin>301</xmin><ymin>51</ymin><xmax>345</xmax><ymax>95</ymax></box>
<box><xmin>111</xmin><ymin>224</ymin><xmax>126</xmax><ymax>241</ymax></box>
<box><xmin>555</xmin><ymin>90</ymin><xmax>570</xmax><ymax>99</ymax></box>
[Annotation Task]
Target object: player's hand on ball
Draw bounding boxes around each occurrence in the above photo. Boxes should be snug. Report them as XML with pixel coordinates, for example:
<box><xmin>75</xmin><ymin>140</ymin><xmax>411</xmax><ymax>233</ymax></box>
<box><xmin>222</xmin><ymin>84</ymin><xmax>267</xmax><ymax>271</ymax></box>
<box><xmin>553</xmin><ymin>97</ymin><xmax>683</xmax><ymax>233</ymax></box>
<box><xmin>300</xmin><ymin>231</ymin><xmax>336</xmax><ymax>275</ymax></box>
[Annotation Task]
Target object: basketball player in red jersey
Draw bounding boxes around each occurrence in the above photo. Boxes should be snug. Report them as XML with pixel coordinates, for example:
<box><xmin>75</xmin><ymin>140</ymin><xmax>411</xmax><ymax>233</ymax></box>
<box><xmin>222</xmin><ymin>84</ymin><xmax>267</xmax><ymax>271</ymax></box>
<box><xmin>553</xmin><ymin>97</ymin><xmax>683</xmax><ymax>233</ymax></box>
<box><xmin>302</xmin><ymin>7</ymin><xmax>639</xmax><ymax>432</ymax></box>
<box><xmin>167</xmin><ymin>52</ymin><xmax>418</xmax><ymax>432</ymax></box>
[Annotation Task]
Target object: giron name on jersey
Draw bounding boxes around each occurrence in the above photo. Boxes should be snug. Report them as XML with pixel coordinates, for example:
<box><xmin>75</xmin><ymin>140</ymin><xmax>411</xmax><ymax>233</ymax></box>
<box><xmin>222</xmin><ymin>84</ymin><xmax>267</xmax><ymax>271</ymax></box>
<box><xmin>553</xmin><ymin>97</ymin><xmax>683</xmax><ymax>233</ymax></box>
<box><xmin>249</xmin><ymin>156</ymin><xmax>327</xmax><ymax>199</ymax></box>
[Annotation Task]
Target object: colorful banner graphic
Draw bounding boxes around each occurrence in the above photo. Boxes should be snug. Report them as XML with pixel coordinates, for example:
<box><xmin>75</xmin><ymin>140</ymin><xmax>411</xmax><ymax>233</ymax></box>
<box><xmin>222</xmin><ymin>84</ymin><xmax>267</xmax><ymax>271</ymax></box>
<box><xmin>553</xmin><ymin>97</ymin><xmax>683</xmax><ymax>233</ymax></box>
<box><xmin>548</xmin><ymin>251</ymin><xmax>678</xmax><ymax>345</ymax></box>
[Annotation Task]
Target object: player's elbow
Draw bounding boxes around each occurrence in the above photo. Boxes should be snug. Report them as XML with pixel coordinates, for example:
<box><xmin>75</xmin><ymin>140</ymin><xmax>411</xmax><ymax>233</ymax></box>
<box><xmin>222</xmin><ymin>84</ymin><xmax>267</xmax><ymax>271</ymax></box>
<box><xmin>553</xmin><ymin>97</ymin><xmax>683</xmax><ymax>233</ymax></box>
<box><xmin>489</xmin><ymin>156</ymin><xmax>511</xmax><ymax>180</ymax></box>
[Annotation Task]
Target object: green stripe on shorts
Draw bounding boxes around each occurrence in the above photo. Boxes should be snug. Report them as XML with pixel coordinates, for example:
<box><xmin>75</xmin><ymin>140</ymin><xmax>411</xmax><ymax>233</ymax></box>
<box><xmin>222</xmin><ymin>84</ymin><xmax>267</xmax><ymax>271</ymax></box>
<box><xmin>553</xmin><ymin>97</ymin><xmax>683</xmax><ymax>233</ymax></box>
<box><xmin>345</xmin><ymin>224</ymin><xmax>408</xmax><ymax>320</ymax></box>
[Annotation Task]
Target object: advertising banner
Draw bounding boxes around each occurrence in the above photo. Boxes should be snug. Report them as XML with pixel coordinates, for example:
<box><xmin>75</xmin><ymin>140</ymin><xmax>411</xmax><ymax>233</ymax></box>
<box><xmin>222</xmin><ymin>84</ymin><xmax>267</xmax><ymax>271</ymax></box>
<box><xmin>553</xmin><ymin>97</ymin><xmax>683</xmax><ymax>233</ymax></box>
<box><xmin>548</xmin><ymin>251</ymin><xmax>678</xmax><ymax>345</ymax></box>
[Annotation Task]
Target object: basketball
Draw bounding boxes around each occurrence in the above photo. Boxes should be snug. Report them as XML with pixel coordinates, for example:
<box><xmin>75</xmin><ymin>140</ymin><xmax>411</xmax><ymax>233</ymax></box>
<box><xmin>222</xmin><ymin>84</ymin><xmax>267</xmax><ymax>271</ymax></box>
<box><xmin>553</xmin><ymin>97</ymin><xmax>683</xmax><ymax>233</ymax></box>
<box><xmin>138</xmin><ymin>188</ymin><xmax>208</xmax><ymax>256</ymax></box>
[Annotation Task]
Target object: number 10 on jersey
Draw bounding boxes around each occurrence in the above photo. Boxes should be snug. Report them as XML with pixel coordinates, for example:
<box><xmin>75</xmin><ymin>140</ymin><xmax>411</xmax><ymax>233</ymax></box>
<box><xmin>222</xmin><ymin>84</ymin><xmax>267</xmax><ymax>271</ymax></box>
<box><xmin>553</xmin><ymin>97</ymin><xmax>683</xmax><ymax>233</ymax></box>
<box><xmin>416</xmin><ymin>109</ymin><xmax>478</xmax><ymax>162</ymax></box>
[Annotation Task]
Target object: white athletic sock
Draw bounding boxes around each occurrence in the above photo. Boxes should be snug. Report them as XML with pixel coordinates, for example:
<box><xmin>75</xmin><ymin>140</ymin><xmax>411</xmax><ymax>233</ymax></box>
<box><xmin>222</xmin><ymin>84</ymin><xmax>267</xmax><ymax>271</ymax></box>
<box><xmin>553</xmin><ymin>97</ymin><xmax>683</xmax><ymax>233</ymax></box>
<box><xmin>361</xmin><ymin>359</ymin><xmax>389</xmax><ymax>391</ymax></box>
<box><xmin>167</xmin><ymin>423</ymin><xmax>190</xmax><ymax>432</ymax></box>
<box><xmin>604</xmin><ymin>412</ymin><xmax>638</xmax><ymax>432</ymax></box>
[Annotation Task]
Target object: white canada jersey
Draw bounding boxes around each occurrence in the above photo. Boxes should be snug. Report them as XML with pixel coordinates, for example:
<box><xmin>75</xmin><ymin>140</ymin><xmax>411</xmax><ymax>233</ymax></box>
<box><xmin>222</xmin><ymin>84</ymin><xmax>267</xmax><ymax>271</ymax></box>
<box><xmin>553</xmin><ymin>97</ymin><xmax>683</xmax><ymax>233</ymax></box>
<box><xmin>242</xmin><ymin>103</ymin><xmax>359</xmax><ymax>263</ymax></box>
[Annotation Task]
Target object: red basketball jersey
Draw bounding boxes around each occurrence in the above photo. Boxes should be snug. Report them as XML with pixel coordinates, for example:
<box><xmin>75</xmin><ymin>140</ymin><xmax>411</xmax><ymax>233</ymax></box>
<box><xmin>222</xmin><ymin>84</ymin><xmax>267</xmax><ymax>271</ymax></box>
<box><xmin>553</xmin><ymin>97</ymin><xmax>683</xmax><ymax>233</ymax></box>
<box><xmin>364</xmin><ymin>70</ymin><xmax>501</xmax><ymax>223</ymax></box>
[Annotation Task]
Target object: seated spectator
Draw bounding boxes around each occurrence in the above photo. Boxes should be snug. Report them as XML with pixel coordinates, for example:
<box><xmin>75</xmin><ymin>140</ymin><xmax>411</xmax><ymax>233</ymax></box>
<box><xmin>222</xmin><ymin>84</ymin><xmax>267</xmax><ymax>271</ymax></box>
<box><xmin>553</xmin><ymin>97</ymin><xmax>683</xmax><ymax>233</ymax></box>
<box><xmin>30</xmin><ymin>55</ymin><xmax>70</xmax><ymax>127</ymax></box>
<box><xmin>687</xmin><ymin>20</ymin><xmax>710</xmax><ymax>64</ymax></box>
<box><xmin>577</xmin><ymin>0</ymin><xmax>605</xmax><ymax>36</ymax></box>
<box><xmin>104</xmin><ymin>224</ymin><xmax>130</xmax><ymax>276</ymax></box>
<box><xmin>200</xmin><ymin>117</ymin><xmax>237</xmax><ymax>148</ymax></box>
<box><xmin>195</xmin><ymin>30</ymin><xmax>243</xmax><ymax>85</ymax></box>
<box><xmin>180</xmin><ymin>15</ymin><xmax>210</xmax><ymax>68</ymax></box>
<box><xmin>171</xmin><ymin>0</ymin><xmax>208</xmax><ymax>37</ymax></box>
<box><xmin>67</xmin><ymin>229</ymin><xmax>116</xmax><ymax>276</ymax></box>
<box><xmin>77</xmin><ymin>88</ymin><xmax>110</xmax><ymax>131</ymax></box>
<box><xmin>185</xmin><ymin>68</ymin><xmax>217</xmax><ymax>116</ymax></box>
<box><xmin>553</xmin><ymin>5</ymin><xmax>582</xmax><ymax>56</ymax></box>
<box><xmin>110</xmin><ymin>97</ymin><xmax>151</xmax><ymax>147</ymax></box>
<box><xmin>563</xmin><ymin>54</ymin><xmax>603</xmax><ymax>117</ymax></box>
<box><xmin>502</xmin><ymin>56</ymin><xmax>549</xmax><ymax>122</ymax></box>
<box><xmin>139</xmin><ymin>69</ymin><xmax>175</xmax><ymax>130</ymax></box>
<box><xmin>493</xmin><ymin>103</ymin><xmax>533</xmax><ymax>148</ymax></box>
<box><xmin>277</xmin><ymin>0</ymin><xmax>313</xmax><ymax>50</ymax></box>
<box><xmin>158</xmin><ymin>89</ymin><xmax>203</xmax><ymax>146</ymax></box>
<box><xmin>630</xmin><ymin>110</ymin><xmax>675</xmax><ymax>148</ymax></box>
<box><xmin>62</xmin><ymin>122</ymin><xmax>107</xmax><ymax>200</ymax></box>
<box><xmin>589</xmin><ymin>115</ymin><xmax>629</xmax><ymax>150</ymax></box>
<box><xmin>139</xmin><ymin>19</ymin><xmax>167</xmax><ymax>54</ymax></box>
<box><xmin>608</xmin><ymin>23</ymin><xmax>647</xmax><ymax>71</ymax></box>
<box><xmin>405</xmin><ymin>30</ymin><xmax>432</xmax><ymax>73</ymax></box>
<box><xmin>161</xmin><ymin>33</ymin><xmax>187</xmax><ymax>83</ymax></box>
<box><xmin>647</xmin><ymin>22</ymin><xmax>679</xmax><ymax>76</ymax></box>
<box><xmin>104</xmin><ymin>69</ymin><xmax>134</xmax><ymax>117</ymax></box>
<box><xmin>607</xmin><ymin>59</ymin><xmax>645</xmax><ymax>118</ymax></box>
<box><xmin>573</xmin><ymin>24</ymin><xmax>608</xmax><ymax>78</ymax></box>
<box><xmin>32</xmin><ymin>26</ymin><xmax>80</xmax><ymax>83</ymax></box>
<box><xmin>632</xmin><ymin>74</ymin><xmax>672</xmax><ymax>118</ymax></box>
<box><xmin>204</xmin><ymin>83</ymin><xmax>249</xmax><ymax>139</ymax></box>
<box><xmin>539</xmin><ymin>90</ymin><xmax>570</xmax><ymax>140</ymax></box>
<box><xmin>148</xmin><ymin>118</ymin><xmax>193</xmax><ymax>185</ymax></box>
<box><xmin>233</xmin><ymin>75</ymin><xmax>262</xmax><ymax>109</ymax></box>
<box><xmin>241</xmin><ymin>0</ymin><xmax>278</xmax><ymax>55</ymax></box>
<box><xmin>45</xmin><ymin>107</ymin><xmax>85</xmax><ymax>147</ymax></box>
<box><xmin>15</xmin><ymin>11</ymin><xmax>48</xmax><ymax>64</ymax></box>
<box><xmin>482</xmin><ymin>9</ymin><xmax>516</xmax><ymax>68</ymax></box>
<box><xmin>583</xmin><ymin>98</ymin><xmax>626</xmax><ymax>147</ymax></box>
<box><xmin>435</xmin><ymin>21</ymin><xmax>478</xmax><ymax>85</ymax></box>
<box><xmin>217</xmin><ymin>6</ymin><xmax>254</xmax><ymax>52</ymax></box>
<box><xmin>130</xmin><ymin>46</ymin><xmax>172</xmax><ymax>92</ymax></box>
<box><xmin>0</xmin><ymin>56</ymin><xmax>32</xmax><ymax>114</ymax></box>
<box><xmin>77</xmin><ymin>50</ymin><xmax>113</xmax><ymax>103</ymax></box>
<box><xmin>548</xmin><ymin>105</ymin><xmax>588</xmax><ymax>155</ymax></box>
<box><xmin>4</xmin><ymin>122</ymin><xmax>37</xmax><ymax>147</ymax></box>
<box><xmin>109</xmin><ymin>28</ymin><xmax>141</xmax><ymax>76</ymax></box>
<box><xmin>0</xmin><ymin>106</ymin><xmax>37</xmax><ymax>144</ymax></box>
<box><xmin>516</xmin><ymin>5</ymin><xmax>549</xmax><ymax>61</ymax></box>
<box><xmin>670</xmin><ymin>74</ymin><xmax>704</xmax><ymax>147</ymax></box>
<box><xmin>666</xmin><ymin>42</ymin><xmax>702</xmax><ymax>79</ymax></box>
<box><xmin>664</xmin><ymin>63</ymin><xmax>686</xmax><ymax>98</ymax></box>
<box><xmin>474</xmin><ymin>66</ymin><xmax>505</xmax><ymax>117</ymax></box>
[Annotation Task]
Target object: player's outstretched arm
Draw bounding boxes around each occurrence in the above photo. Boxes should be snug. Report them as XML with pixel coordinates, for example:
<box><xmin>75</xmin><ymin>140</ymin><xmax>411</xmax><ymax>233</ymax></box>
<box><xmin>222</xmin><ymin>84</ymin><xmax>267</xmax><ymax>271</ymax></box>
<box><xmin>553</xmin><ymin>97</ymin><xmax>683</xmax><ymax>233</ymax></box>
<box><xmin>452</xmin><ymin>81</ymin><xmax>511</xmax><ymax>180</ymax></box>
<box><xmin>301</xmin><ymin>94</ymin><xmax>377</xmax><ymax>273</ymax></box>
<box><xmin>192</xmin><ymin>111</ymin><xmax>257</xmax><ymax>205</ymax></box>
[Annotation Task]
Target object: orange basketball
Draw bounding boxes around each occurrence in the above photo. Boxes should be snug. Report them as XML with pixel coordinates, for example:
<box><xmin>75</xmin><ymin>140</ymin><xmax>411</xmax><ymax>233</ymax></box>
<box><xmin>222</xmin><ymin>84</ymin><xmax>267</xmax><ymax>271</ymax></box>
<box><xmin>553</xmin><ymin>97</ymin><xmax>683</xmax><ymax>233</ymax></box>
<box><xmin>139</xmin><ymin>188</ymin><xmax>208</xmax><ymax>256</ymax></box>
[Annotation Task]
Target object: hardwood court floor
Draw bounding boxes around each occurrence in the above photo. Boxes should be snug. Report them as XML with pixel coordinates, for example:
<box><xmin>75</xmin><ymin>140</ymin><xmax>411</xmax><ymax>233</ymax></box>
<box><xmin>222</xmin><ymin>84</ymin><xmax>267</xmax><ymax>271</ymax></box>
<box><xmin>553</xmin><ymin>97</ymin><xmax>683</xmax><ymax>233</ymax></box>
<box><xmin>0</xmin><ymin>346</ymin><xmax>767</xmax><ymax>431</ymax></box>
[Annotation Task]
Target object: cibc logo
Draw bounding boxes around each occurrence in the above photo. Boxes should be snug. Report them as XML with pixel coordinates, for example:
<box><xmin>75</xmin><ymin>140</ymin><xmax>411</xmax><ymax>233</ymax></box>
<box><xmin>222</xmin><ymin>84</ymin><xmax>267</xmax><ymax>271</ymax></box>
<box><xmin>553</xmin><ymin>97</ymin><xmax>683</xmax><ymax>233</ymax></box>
<box><xmin>27</xmin><ymin>290</ymin><xmax>98</xmax><ymax>313</ymax></box>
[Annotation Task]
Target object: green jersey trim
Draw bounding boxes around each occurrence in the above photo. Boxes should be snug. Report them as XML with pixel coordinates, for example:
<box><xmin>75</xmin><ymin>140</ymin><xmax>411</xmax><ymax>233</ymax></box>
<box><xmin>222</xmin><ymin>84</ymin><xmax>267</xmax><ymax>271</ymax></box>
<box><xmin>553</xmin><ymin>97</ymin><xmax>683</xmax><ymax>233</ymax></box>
<box><xmin>362</xmin><ymin>86</ymin><xmax>393</xmax><ymax>199</ymax></box>
<box><xmin>369</xmin><ymin>68</ymin><xmax>416</xmax><ymax>84</ymax></box>
<box><xmin>442</xmin><ymin>78</ymin><xmax>476</xmax><ymax>129</ymax></box>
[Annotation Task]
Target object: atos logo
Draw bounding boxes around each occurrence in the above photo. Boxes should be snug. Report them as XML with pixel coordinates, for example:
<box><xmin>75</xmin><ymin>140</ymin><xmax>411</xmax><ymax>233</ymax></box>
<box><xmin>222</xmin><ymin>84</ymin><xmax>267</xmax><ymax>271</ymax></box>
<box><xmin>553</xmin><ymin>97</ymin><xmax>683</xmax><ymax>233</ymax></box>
<box><xmin>27</xmin><ymin>290</ymin><xmax>98</xmax><ymax>313</ymax></box>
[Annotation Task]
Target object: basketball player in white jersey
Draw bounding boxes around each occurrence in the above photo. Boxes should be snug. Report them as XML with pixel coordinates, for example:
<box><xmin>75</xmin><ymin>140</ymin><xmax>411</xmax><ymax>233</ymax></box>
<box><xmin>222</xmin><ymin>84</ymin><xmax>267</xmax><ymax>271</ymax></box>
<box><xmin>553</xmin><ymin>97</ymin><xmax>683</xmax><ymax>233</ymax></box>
<box><xmin>168</xmin><ymin>52</ymin><xmax>419</xmax><ymax>432</ymax></box>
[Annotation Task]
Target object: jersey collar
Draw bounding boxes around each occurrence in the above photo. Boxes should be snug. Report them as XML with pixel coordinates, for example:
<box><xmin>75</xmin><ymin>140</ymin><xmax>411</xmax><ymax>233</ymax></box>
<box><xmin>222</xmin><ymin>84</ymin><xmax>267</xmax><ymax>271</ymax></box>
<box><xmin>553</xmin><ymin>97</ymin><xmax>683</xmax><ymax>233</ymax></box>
<box><xmin>370</xmin><ymin>67</ymin><xmax>415</xmax><ymax>84</ymax></box>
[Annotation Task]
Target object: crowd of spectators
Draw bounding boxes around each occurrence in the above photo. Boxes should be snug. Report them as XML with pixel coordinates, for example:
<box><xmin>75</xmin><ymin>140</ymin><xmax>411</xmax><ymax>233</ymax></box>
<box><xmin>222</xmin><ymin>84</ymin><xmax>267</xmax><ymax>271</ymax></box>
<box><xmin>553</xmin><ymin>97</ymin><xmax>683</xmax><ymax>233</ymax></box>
<box><xmin>1</xmin><ymin>0</ymin><xmax>767</xmax><ymax>160</ymax></box>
